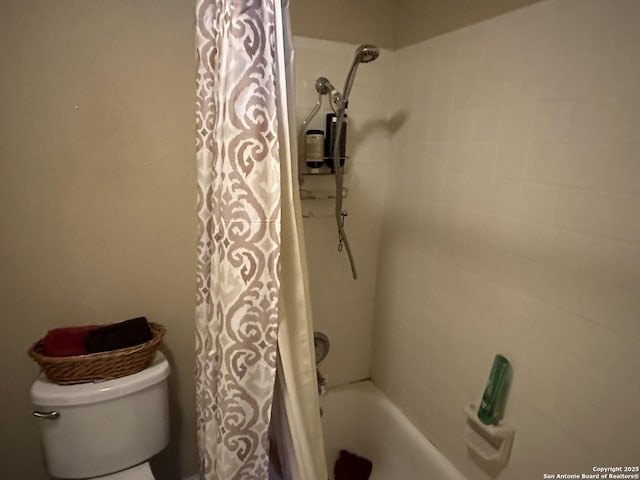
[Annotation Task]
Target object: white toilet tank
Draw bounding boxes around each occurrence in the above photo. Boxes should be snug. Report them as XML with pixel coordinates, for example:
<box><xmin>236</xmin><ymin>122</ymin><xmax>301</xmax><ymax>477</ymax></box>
<box><xmin>31</xmin><ymin>352</ymin><xmax>170</xmax><ymax>479</ymax></box>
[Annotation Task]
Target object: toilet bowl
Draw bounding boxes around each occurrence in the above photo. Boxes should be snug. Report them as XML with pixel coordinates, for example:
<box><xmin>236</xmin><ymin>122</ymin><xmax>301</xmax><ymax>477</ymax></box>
<box><xmin>92</xmin><ymin>462</ymin><xmax>155</xmax><ymax>479</ymax></box>
<box><xmin>31</xmin><ymin>352</ymin><xmax>170</xmax><ymax>479</ymax></box>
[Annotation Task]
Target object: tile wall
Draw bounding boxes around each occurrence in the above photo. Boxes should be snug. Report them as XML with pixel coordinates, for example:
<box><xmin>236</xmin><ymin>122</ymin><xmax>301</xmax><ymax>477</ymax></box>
<box><xmin>372</xmin><ymin>0</ymin><xmax>640</xmax><ymax>477</ymax></box>
<box><xmin>293</xmin><ymin>37</ymin><xmax>392</xmax><ymax>386</ymax></box>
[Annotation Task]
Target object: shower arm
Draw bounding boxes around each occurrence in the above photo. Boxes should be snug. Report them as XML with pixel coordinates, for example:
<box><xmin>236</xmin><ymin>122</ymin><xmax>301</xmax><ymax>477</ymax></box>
<box><xmin>301</xmin><ymin>92</ymin><xmax>323</xmax><ymax>135</ymax></box>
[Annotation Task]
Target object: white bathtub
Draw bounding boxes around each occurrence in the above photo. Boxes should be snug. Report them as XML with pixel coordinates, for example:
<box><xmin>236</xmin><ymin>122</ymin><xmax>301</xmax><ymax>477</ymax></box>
<box><xmin>321</xmin><ymin>381</ymin><xmax>466</xmax><ymax>480</ymax></box>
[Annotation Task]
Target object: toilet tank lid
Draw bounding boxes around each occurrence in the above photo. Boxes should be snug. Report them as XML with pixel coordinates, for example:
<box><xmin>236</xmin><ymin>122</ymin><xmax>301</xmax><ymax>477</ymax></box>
<box><xmin>31</xmin><ymin>351</ymin><xmax>170</xmax><ymax>406</ymax></box>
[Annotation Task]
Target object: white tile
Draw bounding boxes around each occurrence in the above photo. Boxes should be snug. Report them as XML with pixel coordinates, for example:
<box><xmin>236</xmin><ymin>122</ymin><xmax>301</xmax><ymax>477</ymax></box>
<box><xmin>552</xmin><ymin>188</ymin><xmax>640</xmax><ymax>243</ymax></box>
<box><xmin>422</xmin><ymin>142</ymin><xmax>448</xmax><ymax>174</ymax></box>
<box><xmin>501</xmin><ymin>55</ymin><xmax>543</xmax><ymax>104</ymax></box>
<box><xmin>615</xmin><ymin>95</ymin><xmax>640</xmax><ymax>143</ymax></box>
<box><xmin>531</xmin><ymin>101</ymin><xmax>574</xmax><ymax>143</ymax></box>
<box><xmin>443</xmin><ymin>142</ymin><xmax>471</xmax><ymax>176</ymax></box>
<box><xmin>493</xmin><ymin>142</ymin><xmax>525</xmax><ymax>180</ymax></box>
<box><xmin>447</xmin><ymin>108</ymin><xmax>474</xmax><ymax>143</ymax></box>
<box><xmin>498</xmin><ymin>103</ymin><xmax>534</xmax><ymax>143</ymax></box>
<box><xmin>516</xmin><ymin>182</ymin><xmax>559</xmax><ymax>225</ymax></box>
<box><xmin>523</xmin><ymin>143</ymin><xmax>582</xmax><ymax>187</ymax></box>
<box><xmin>438</xmin><ymin>174</ymin><xmax>467</xmax><ymax>207</ymax></box>
<box><xmin>536</xmin><ymin>53</ymin><xmax>587</xmax><ymax>101</ymax></box>
<box><xmin>451</xmin><ymin>33</ymin><xmax>483</xmax><ymax>109</ymax></box>
<box><xmin>609</xmin><ymin>146</ymin><xmax>640</xmax><ymax>194</ymax></box>
<box><xmin>462</xmin><ymin>177</ymin><xmax>494</xmax><ymax>213</ymax></box>
<box><xmin>570</xmin><ymin>97</ymin><xmax>620</xmax><ymax>144</ymax></box>
<box><xmin>569</xmin><ymin>144</ymin><xmax>617</xmax><ymax>190</ymax></box>
<box><xmin>425</xmin><ymin>110</ymin><xmax>450</xmax><ymax>143</ymax></box>
<box><xmin>466</xmin><ymin>142</ymin><xmax>497</xmax><ymax>179</ymax></box>
<box><xmin>471</xmin><ymin>106</ymin><xmax>501</xmax><ymax>142</ymax></box>
<box><xmin>487</xmin><ymin>180</ymin><xmax>525</xmax><ymax>219</ymax></box>
<box><xmin>348</xmin><ymin>82</ymin><xmax>389</xmax><ymax>116</ymax></box>
<box><xmin>576</xmin><ymin>42</ymin><xmax>640</xmax><ymax>97</ymax></box>
<box><xmin>426</xmin><ymin>37</ymin><xmax>458</xmax><ymax>111</ymax></box>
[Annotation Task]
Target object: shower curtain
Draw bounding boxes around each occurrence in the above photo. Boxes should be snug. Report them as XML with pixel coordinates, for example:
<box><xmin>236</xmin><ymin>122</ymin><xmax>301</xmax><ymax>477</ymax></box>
<box><xmin>194</xmin><ymin>0</ymin><xmax>327</xmax><ymax>478</ymax></box>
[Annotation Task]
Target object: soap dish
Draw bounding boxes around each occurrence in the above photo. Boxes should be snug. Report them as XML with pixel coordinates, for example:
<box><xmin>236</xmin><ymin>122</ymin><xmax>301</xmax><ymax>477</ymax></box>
<box><xmin>463</xmin><ymin>403</ymin><xmax>514</xmax><ymax>463</ymax></box>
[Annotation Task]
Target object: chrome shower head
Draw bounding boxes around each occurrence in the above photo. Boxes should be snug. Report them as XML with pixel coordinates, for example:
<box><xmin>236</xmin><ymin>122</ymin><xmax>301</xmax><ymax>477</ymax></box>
<box><xmin>341</xmin><ymin>44</ymin><xmax>380</xmax><ymax>106</ymax></box>
<box><xmin>315</xmin><ymin>76</ymin><xmax>344</xmax><ymax>112</ymax></box>
<box><xmin>315</xmin><ymin>77</ymin><xmax>335</xmax><ymax>95</ymax></box>
<box><xmin>354</xmin><ymin>44</ymin><xmax>380</xmax><ymax>64</ymax></box>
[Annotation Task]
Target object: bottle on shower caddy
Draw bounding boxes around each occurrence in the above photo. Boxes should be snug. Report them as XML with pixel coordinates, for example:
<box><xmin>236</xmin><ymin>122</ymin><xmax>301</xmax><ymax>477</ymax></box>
<box><xmin>305</xmin><ymin>129</ymin><xmax>325</xmax><ymax>172</ymax></box>
<box><xmin>324</xmin><ymin>112</ymin><xmax>347</xmax><ymax>172</ymax></box>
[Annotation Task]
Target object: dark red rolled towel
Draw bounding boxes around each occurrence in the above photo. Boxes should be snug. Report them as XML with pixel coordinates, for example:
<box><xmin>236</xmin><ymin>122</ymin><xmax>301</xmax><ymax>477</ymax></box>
<box><xmin>42</xmin><ymin>325</ymin><xmax>97</xmax><ymax>357</ymax></box>
<box><xmin>84</xmin><ymin>317</ymin><xmax>153</xmax><ymax>353</ymax></box>
<box><xmin>334</xmin><ymin>450</ymin><xmax>373</xmax><ymax>480</ymax></box>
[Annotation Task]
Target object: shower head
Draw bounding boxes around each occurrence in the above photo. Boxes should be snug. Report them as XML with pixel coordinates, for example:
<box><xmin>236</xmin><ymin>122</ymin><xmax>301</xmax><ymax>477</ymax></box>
<box><xmin>316</xmin><ymin>76</ymin><xmax>344</xmax><ymax>112</ymax></box>
<box><xmin>341</xmin><ymin>44</ymin><xmax>380</xmax><ymax>106</ymax></box>
<box><xmin>315</xmin><ymin>45</ymin><xmax>381</xmax><ymax>113</ymax></box>
<box><xmin>354</xmin><ymin>44</ymin><xmax>380</xmax><ymax>64</ymax></box>
<box><xmin>315</xmin><ymin>77</ymin><xmax>335</xmax><ymax>95</ymax></box>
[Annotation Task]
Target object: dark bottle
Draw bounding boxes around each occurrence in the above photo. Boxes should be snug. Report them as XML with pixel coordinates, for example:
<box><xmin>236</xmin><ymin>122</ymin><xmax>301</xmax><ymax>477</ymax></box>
<box><xmin>324</xmin><ymin>112</ymin><xmax>347</xmax><ymax>172</ymax></box>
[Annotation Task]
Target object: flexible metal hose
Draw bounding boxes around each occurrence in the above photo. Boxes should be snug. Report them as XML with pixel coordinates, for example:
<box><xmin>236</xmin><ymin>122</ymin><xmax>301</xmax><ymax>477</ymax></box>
<box><xmin>332</xmin><ymin>109</ymin><xmax>357</xmax><ymax>279</ymax></box>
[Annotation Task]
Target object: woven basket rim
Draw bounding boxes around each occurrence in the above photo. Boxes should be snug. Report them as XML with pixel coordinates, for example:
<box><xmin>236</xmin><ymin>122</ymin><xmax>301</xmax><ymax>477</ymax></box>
<box><xmin>28</xmin><ymin>321</ymin><xmax>166</xmax><ymax>362</ymax></box>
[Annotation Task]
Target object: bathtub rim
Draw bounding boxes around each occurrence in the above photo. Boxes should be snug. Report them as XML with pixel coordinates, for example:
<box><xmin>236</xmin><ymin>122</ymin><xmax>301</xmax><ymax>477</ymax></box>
<box><xmin>322</xmin><ymin>379</ymin><xmax>466</xmax><ymax>480</ymax></box>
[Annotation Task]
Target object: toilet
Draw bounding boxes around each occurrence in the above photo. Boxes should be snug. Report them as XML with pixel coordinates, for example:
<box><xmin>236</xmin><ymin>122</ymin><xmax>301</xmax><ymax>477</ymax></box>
<box><xmin>30</xmin><ymin>351</ymin><xmax>170</xmax><ymax>479</ymax></box>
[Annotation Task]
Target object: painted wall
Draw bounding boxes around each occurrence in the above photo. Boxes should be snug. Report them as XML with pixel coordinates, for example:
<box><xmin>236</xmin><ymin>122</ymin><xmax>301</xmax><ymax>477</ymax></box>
<box><xmin>291</xmin><ymin>0</ymin><xmax>543</xmax><ymax>49</ymax></box>
<box><xmin>0</xmin><ymin>1</ymin><xmax>198</xmax><ymax>478</ymax></box>
<box><xmin>373</xmin><ymin>0</ymin><xmax>640</xmax><ymax>478</ymax></box>
<box><xmin>291</xmin><ymin>0</ymin><xmax>395</xmax><ymax>49</ymax></box>
<box><xmin>394</xmin><ymin>0</ymin><xmax>543</xmax><ymax>47</ymax></box>
<box><xmin>293</xmin><ymin>37</ymin><xmax>392</xmax><ymax>387</ymax></box>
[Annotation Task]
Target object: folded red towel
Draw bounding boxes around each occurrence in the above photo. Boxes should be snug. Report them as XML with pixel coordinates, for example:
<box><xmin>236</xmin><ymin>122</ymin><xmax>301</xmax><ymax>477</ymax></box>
<box><xmin>42</xmin><ymin>326</ymin><xmax>97</xmax><ymax>357</ymax></box>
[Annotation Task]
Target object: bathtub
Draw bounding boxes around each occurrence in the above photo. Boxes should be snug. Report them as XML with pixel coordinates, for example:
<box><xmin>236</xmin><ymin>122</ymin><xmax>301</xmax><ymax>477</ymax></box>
<box><xmin>321</xmin><ymin>381</ymin><xmax>466</xmax><ymax>480</ymax></box>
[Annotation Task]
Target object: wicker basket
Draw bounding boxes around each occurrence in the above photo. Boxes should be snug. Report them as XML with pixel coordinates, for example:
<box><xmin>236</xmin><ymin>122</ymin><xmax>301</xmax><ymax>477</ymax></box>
<box><xmin>28</xmin><ymin>322</ymin><xmax>166</xmax><ymax>385</ymax></box>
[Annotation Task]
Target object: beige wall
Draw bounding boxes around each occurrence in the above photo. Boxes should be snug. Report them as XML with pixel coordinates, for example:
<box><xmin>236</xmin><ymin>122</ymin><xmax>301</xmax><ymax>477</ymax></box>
<box><xmin>374</xmin><ymin>0</ymin><xmax>640</xmax><ymax>477</ymax></box>
<box><xmin>291</xmin><ymin>0</ymin><xmax>395</xmax><ymax>49</ymax></box>
<box><xmin>0</xmin><ymin>1</ymin><xmax>198</xmax><ymax>478</ymax></box>
<box><xmin>291</xmin><ymin>0</ymin><xmax>543</xmax><ymax>49</ymax></box>
<box><xmin>394</xmin><ymin>0</ymin><xmax>544</xmax><ymax>47</ymax></box>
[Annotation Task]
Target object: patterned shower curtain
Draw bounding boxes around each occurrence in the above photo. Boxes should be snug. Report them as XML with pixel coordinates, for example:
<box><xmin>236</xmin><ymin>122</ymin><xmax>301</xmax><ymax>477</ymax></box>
<box><xmin>194</xmin><ymin>0</ymin><xmax>327</xmax><ymax>478</ymax></box>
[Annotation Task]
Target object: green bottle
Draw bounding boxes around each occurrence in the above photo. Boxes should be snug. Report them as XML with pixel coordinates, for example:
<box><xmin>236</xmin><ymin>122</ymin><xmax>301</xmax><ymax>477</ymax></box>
<box><xmin>478</xmin><ymin>354</ymin><xmax>510</xmax><ymax>425</ymax></box>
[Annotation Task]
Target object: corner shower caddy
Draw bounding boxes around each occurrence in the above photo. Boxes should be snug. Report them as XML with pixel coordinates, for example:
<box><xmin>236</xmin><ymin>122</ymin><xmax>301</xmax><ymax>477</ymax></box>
<box><xmin>297</xmin><ymin>82</ymin><xmax>349</xmax><ymax>206</ymax></box>
<box><xmin>297</xmin><ymin>77</ymin><xmax>350</xmax><ymax>191</ymax></box>
<box><xmin>300</xmin><ymin>186</ymin><xmax>348</xmax><ymax>201</ymax></box>
<box><xmin>463</xmin><ymin>403</ymin><xmax>514</xmax><ymax>463</ymax></box>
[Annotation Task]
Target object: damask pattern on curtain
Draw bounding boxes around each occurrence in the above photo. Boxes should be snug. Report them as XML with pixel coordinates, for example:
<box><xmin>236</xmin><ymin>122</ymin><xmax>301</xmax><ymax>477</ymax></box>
<box><xmin>194</xmin><ymin>0</ymin><xmax>281</xmax><ymax>478</ymax></box>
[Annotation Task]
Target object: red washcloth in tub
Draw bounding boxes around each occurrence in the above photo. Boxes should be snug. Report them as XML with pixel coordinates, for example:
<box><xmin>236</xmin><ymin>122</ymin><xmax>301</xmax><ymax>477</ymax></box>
<box><xmin>42</xmin><ymin>326</ymin><xmax>97</xmax><ymax>357</ymax></box>
<box><xmin>334</xmin><ymin>450</ymin><xmax>373</xmax><ymax>480</ymax></box>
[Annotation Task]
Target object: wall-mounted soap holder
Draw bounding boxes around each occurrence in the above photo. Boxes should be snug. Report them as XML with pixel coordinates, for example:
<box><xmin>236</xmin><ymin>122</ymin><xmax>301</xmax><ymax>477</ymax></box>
<box><xmin>463</xmin><ymin>403</ymin><xmax>514</xmax><ymax>463</ymax></box>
